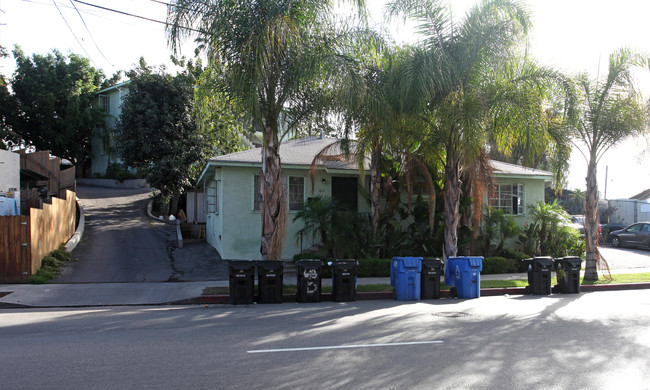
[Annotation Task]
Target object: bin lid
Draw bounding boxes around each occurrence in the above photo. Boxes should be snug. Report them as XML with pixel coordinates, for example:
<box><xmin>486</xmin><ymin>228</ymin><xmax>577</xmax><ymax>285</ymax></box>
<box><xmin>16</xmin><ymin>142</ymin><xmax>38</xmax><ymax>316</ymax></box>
<box><xmin>333</xmin><ymin>259</ymin><xmax>358</xmax><ymax>269</ymax></box>
<box><xmin>229</xmin><ymin>260</ymin><xmax>255</xmax><ymax>271</ymax></box>
<box><xmin>468</xmin><ymin>257</ymin><xmax>483</xmax><ymax>270</ymax></box>
<box><xmin>257</xmin><ymin>260</ymin><xmax>284</xmax><ymax>271</ymax></box>
<box><xmin>555</xmin><ymin>256</ymin><xmax>582</xmax><ymax>264</ymax></box>
<box><xmin>533</xmin><ymin>257</ymin><xmax>553</xmax><ymax>266</ymax></box>
<box><xmin>422</xmin><ymin>258</ymin><xmax>443</xmax><ymax>269</ymax></box>
<box><xmin>393</xmin><ymin>257</ymin><xmax>422</xmax><ymax>270</ymax></box>
<box><xmin>296</xmin><ymin>259</ymin><xmax>324</xmax><ymax>269</ymax></box>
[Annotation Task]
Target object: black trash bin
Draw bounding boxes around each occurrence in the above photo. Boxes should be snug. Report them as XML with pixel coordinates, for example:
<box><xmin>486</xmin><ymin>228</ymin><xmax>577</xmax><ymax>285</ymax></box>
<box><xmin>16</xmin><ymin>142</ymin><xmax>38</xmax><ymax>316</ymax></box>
<box><xmin>421</xmin><ymin>258</ymin><xmax>443</xmax><ymax>299</ymax></box>
<box><xmin>296</xmin><ymin>259</ymin><xmax>323</xmax><ymax>303</ymax></box>
<box><xmin>554</xmin><ymin>256</ymin><xmax>582</xmax><ymax>294</ymax></box>
<box><xmin>229</xmin><ymin>260</ymin><xmax>255</xmax><ymax>305</ymax></box>
<box><xmin>523</xmin><ymin>257</ymin><xmax>553</xmax><ymax>295</ymax></box>
<box><xmin>257</xmin><ymin>260</ymin><xmax>284</xmax><ymax>304</ymax></box>
<box><xmin>332</xmin><ymin>259</ymin><xmax>358</xmax><ymax>302</ymax></box>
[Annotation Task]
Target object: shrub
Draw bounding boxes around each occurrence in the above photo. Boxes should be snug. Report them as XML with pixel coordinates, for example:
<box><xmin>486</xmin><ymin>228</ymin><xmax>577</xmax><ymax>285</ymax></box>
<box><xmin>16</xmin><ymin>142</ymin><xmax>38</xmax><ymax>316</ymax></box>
<box><xmin>104</xmin><ymin>163</ymin><xmax>136</xmax><ymax>182</ymax></box>
<box><xmin>29</xmin><ymin>244</ymin><xmax>75</xmax><ymax>284</ymax></box>
<box><xmin>482</xmin><ymin>257</ymin><xmax>526</xmax><ymax>274</ymax></box>
<box><xmin>356</xmin><ymin>258</ymin><xmax>391</xmax><ymax>277</ymax></box>
<box><xmin>501</xmin><ymin>248</ymin><xmax>528</xmax><ymax>260</ymax></box>
<box><xmin>292</xmin><ymin>255</ymin><xmax>392</xmax><ymax>278</ymax></box>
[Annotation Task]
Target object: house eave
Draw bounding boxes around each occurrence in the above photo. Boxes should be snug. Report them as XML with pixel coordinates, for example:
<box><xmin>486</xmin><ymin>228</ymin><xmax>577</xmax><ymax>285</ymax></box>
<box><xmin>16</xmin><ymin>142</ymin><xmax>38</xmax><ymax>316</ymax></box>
<box><xmin>494</xmin><ymin>173</ymin><xmax>553</xmax><ymax>182</ymax></box>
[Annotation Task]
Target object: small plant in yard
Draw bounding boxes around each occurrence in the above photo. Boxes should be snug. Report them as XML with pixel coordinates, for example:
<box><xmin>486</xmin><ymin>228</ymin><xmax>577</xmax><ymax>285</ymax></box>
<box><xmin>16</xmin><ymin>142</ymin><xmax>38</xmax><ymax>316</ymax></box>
<box><xmin>29</xmin><ymin>244</ymin><xmax>76</xmax><ymax>284</ymax></box>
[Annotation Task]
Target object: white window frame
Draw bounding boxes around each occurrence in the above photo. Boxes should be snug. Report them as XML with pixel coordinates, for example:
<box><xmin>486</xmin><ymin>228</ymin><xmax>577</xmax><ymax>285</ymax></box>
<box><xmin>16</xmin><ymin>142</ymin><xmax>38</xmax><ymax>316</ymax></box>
<box><xmin>207</xmin><ymin>180</ymin><xmax>218</xmax><ymax>214</ymax></box>
<box><xmin>253</xmin><ymin>174</ymin><xmax>305</xmax><ymax>212</ymax></box>
<box><xmin>490</xmin><ymin>183</ymin><xmax>525</xmax><ymax>215</ymax></box>
<box><xmin>98</xmin><ymin>94</ymin><xmax>110</xmax><ymax>113</ymax></box>
<box><xmin>288</xmin><ymin>176</ymin><xmax>305</xmax><ymax>211</ymax></box>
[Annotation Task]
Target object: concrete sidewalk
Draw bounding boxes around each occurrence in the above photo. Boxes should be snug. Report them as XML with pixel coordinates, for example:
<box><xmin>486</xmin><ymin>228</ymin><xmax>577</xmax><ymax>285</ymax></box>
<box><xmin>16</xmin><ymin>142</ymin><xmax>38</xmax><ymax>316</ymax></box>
<box><xmin>2</xmin><ymin>266</ymin><xmax>650</xmax><ymax>308</ymax></box>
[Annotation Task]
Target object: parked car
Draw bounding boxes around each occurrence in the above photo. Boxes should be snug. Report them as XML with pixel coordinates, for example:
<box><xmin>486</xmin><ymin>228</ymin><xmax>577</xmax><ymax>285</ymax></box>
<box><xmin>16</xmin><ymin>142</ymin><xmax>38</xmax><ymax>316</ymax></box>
<box><xmin>609</xmin><ymin>222</ymin><xmax>650</xmax><ymax>248</ymax></box>
<box><xmin>569</xmin><ymin>215</ymin><xmax>585</xmax><ymax>236</ymax></box>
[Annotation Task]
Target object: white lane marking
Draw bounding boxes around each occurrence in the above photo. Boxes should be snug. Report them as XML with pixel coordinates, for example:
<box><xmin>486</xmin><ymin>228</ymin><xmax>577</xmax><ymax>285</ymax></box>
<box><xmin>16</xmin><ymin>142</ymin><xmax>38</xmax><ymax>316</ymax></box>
<box><xmin>247</xmin><ymin>340</ymin><xmax>444</xmax><ymax>354</ymax></box>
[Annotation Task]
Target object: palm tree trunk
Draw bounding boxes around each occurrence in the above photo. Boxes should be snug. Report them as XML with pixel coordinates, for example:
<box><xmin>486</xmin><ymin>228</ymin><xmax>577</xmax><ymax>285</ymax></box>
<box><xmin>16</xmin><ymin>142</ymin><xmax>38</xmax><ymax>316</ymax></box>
<box><xmin>443</xmin><ymin>149</ymin><xmax>460</xmax><ymax>259</ymax></box>
<box><xmin>260</xmin><ymin>124</ymin><xmax>286</xmax><ymax>260</ymax></box>
<box><xmin>370</xmin><ymin>139</ymin><xmax>383</xmax><ymax>256</ymax></box>
<box><xmin>583</xmin><ymin>158</ymin><xmax>599</xmax><ymax>281</ymax></box>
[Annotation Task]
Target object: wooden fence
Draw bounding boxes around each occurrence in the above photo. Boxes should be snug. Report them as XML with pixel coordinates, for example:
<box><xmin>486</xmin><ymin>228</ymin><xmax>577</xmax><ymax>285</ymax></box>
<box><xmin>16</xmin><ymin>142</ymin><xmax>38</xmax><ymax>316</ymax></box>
<box><xmin>0</xmin><ymin>190</ymin><xmax>76</xmax><ymax>283</ymax></box>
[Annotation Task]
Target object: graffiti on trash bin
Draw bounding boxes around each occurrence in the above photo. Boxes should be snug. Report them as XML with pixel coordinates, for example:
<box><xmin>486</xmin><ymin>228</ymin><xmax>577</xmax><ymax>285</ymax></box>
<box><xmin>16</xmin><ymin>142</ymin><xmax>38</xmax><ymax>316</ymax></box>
<box><xmin>454</xmin><ymin>265</ymin><xmax>461</xmax><ymax>281</ymax></box>
<box><xmin>304</xmin><ymin>269</ymin><xmax>318</xmax><ymax>295</ymax></box>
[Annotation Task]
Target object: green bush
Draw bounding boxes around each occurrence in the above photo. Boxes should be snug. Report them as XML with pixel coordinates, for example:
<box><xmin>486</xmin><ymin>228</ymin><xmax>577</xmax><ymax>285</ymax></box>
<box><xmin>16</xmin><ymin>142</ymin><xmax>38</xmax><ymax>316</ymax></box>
<box><xmin>292</xmin><ymin>255</ymin><xmax>392</xmax><ymax>278</ymax></box>
<box><xmin>30</xmin><ymin>244</ymin><xmax>75</xmax><ymax>284</ymax></box>
<box><xmin>104</xmin><ymin>163</ymin><xmax>136</xmax><ymax>182</ymax></box>
<box><xmin>501</xmin><ymin>248</ymin><xmax>528</xmax><ymax>260</ymax></box>
<box><xmin>482</xmin><ymin>257</ymin><xmax>526</xmax><ymax>274</ymax></box>
<box><xmin>356</xmin><ymin>258</ymin><xmax>391</xmax><ymax>277</ymax></box>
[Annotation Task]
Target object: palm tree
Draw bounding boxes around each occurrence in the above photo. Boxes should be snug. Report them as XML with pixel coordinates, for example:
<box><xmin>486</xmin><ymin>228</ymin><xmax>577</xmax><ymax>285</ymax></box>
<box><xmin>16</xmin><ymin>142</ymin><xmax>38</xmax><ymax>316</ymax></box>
<box><xmin>310</xmin><ymin>46</ymin><xmax>437</xmax><ymax>254</ymax></box>
<box><xmin>568</xmin><ymin>48</ymin><xmax>649</xmax><ymax>280</ymax></box>
<box><xmin>166</xmin><ymin>0</ymin><xmax>366</xmax><ymax>259</ymax></box>
<box><xmin>387</xmin><ymin>0</ymin><xmax>571</xmax><ymax>259</ymax></box>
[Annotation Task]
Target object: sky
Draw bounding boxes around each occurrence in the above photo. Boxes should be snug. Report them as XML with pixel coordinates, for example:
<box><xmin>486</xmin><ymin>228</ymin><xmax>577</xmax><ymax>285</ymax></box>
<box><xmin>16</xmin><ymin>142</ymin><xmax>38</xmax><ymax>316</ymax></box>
<box><xmin>1</xmin><ymin>0</ymin><xmax>650</xmax><ymax>199</ymax></box>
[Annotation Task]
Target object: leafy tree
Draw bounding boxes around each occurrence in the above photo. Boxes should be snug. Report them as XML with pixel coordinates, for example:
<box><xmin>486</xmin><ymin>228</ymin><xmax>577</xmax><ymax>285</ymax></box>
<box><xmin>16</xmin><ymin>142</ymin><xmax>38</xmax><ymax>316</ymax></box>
<box><xmin>115</xmin><ymin>60</ymin><xmax>201</xmax><ymax>212</ymax></box>
<box><xmin>387</xmin><ymin>0</ymin><xmax>571</xmax><ymax>259</ymax></box>
<box><xmin>527</xmin><ymin>201</ymin><xmax>584</xmax><ymax>258</ymax></box>
<box><xmin>479</xmin><ymin>208</ymin><xmax>520</xmax><ymax>256</ymax></box>
<box><xmin>293</xmin><ymin>197</ymin><xmax>338</xmax><ymax>257</ymax></box>
<box><xmin>167</xmin><ymin>0</ymin><xmax>366</xmax><ymax>260</ymax></box>
<box><xmin>1</xmin><ymin>47</ymin><xmax>19</xmax><ymax>150</ymax></box>
<box><xmin>9</xmin><ymin>47</ymin><xmax>105</xmax><ymax>164</ymax></box>
<box><xmin>567</xmin><ymin>48</ymin><xmax>649</xmax><ymax>280</ymax></box>
<box><xmin>194</xmin><ymin>63</ymin><xmax>249</xmax><ymax>156</ymax></box>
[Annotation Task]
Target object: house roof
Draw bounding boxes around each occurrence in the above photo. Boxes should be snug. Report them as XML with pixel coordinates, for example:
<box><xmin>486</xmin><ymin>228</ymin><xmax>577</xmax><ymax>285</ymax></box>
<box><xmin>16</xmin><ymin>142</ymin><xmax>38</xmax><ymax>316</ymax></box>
<box><xmin>198</xmin><ymin>136</ymin><xmax>553</xmax><ymax>184</ymax></box>
<box><xmin>630</xmin><ymin>188</ymin><xmax>650</xmax><ymax>200</ymax></box>
<box><xmin>96</xmin><ymin>81</ymin><xmax>130</xmax><ymax>95</ymax></box>
<box><xmin>490</xmin><ymin>160</ymin><xmax>553</xmax><ymax>181</ymax></box>
<box><xmin>209</xmin><ymin>137</ymin><xmax>361</xmax><ymax>168</ymax></box>
<box><xmin>198</xmin><ymin>137</ymin><xmax>362</xmax><ymax>184</ymax></box>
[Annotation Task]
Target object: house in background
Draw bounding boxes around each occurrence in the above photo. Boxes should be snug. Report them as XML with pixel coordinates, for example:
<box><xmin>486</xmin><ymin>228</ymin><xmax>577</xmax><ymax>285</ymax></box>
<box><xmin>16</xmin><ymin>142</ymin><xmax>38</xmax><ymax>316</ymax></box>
<box><xmin>0</xmin><ymin>149</ymin><xmax>20</xmax><ymax>215</ymax></box>
<box><xmin>197</xmin><ymin>137</ymin><xmax>367</xmax><ymax>260</ymax></box>
<box><xmin>90</xmin><ymin>82</ymin><xmax>129</xmax><ymax>177</ymax></box>
<box><xmin>488</xmin><ymin>160</ymin><xmax>553</xmax><ymax>226</ymax></box>
<box><xmin>197</xmin><ymin>136</ymin><xmax>553</xmax><ymax>260</ymax></box>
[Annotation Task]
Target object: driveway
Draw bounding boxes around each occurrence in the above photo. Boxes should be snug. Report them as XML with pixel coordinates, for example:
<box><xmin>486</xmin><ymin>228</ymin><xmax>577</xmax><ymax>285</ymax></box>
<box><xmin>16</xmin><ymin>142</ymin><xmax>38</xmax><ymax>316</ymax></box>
<box><xmin>56</xmin><ymin>185</ymin><xmax>227</xmax><ymax>283</ymax></box>
<box><xmin>598</xmin><ymin>245</ymin><xmax>650</xmax><ymax>272</ymax></box>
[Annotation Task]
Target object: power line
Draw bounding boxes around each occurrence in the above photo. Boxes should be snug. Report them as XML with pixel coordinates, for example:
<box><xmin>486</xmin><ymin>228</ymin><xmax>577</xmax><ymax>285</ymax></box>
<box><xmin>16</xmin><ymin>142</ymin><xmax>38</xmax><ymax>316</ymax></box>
<box><xmin>70</xmin><ymin>0</ymin><xmax>204</xmax><ymax>33</ymax></box>
<box><xmin>52</xmin><ymin>0</ymin><xmax>99</xmax><ymax>67</ymax></box>
<box><xmin>68</xmin><ymin>0</ymin><xmax>114</xmax><ymax>68</ymax></box>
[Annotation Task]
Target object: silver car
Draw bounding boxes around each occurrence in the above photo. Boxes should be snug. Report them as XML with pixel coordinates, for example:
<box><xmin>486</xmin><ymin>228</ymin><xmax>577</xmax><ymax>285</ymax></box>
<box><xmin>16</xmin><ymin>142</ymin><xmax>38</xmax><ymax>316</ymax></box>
<box><xmin>610</xmin><ymin>222</ymin><xmax>650</xmax><ymax>248</ymax></box>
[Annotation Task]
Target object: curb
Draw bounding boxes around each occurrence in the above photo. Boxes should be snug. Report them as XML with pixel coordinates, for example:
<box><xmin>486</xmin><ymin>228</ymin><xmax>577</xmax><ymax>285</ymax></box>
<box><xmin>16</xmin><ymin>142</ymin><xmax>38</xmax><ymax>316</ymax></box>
<box><xmin>188</xmin><ymin>283</ymin><xmax>650</xmax><ymax>305</ymax></box>
<box><xmin>64</xmin><ymin>199</ymin><xmax>84</xmax><ymax>253</ymax></box>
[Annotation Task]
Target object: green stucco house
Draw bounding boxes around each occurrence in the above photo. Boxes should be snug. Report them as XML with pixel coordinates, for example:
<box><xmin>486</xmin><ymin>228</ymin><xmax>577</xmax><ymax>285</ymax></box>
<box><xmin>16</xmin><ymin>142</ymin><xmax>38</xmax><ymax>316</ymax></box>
<box><xmin>198</xmin><ymin>137</ymin><xmax>553</xmax><ymax>260</ymax></box>
<box><xmin>91</xmin><ymin>82</ymin><xmax>129</xmax><ymax>177</ymax></box>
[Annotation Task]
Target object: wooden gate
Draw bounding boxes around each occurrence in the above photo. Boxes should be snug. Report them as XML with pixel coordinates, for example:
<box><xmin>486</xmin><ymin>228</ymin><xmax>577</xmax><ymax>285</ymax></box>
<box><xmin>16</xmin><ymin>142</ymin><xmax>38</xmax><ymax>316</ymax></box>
<box><xmin>0</xmin><ymin>215</ymin><xmax>31</xmax><ymax>283</ymax></box>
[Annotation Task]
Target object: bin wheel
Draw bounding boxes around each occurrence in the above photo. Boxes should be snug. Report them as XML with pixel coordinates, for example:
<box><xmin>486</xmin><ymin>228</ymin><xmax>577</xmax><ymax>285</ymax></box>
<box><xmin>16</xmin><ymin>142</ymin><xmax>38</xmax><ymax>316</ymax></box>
<box><xmin>449</xmin><ymin>287</ymin><xmax>457</xmax><ymax>298</ymax></box>
<box><xmin>552</xmin><ymin>285</ymin><xmax>560</xmax><ymax>294</ymax></box>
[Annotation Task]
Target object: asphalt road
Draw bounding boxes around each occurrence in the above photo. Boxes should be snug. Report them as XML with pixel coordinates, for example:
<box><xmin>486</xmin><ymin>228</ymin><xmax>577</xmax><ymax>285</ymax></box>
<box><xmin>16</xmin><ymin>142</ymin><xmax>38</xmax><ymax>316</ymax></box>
<box><xmin>56</xmin><ymin>186</ymin><xmax>175</xmax><ymax>282</ymax></box>
<box><xmin>1</xmin><ymin>290</ymin><xmax>649</xmax><ymax>389</ymax></box>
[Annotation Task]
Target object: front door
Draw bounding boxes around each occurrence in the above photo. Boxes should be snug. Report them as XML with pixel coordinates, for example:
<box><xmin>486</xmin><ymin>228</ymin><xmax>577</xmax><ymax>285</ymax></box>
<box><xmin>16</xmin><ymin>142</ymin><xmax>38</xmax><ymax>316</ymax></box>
<box><xmin>331</xmin><ymin>176</ymin><xmax>358</xmax><ymax>212</ymax></box>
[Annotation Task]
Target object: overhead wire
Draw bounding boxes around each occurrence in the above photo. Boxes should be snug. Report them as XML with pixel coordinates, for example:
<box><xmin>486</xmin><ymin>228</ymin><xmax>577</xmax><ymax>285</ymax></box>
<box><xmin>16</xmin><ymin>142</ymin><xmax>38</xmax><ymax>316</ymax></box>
<box><xmin>70</xmin><ymin>0</ymin><xmax>205</xmax><ymax>33</ymax></box>
<box><xmin>68</xmin><ymin>0</ymin><xmax>114</xmax><ymax>68</ymax></box>
<box><xmin>51</xmin><ymin>0</ymin><xmax>99</xmax><ymax>67</ymax></box>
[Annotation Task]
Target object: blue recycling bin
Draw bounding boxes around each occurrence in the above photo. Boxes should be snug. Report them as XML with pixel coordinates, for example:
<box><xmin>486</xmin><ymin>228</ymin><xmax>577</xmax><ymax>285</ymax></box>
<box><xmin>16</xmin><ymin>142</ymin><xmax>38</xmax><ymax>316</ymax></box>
<box><xmin>445</xmin><ymin>257</ymin><xmax>483</xmax><ymax>299</ymax></box>
<box><xmin>391</xmin><ymin>257</ymin><xmax>422</xmax><ymax>301</ymax></box>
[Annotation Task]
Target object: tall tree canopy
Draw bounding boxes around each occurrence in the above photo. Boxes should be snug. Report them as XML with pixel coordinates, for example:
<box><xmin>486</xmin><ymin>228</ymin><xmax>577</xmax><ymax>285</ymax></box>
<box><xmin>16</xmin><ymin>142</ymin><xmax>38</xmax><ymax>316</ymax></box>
<box><xmin>387</xmin><ymin>0</ymin><xmax>571</xmax><ymax>259</ymax></box>
<box><xmin>8</xmin><ymin>47</ymin><xmax>106</xmax><ymax>164</ymax></box>
<box><xmin>569</xmin><ymin>48</ymin><xmax>649</xmax><ymax>280</ymax></box>
<box><xmin>115</xmin><ymin>60</ymin><xmax>202</xmax><ymax>207</ymax></box>
<box><xmin>167</xmin><ymin>0</ymin><xmax>366</xmax><ymax>260</ymax></box>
